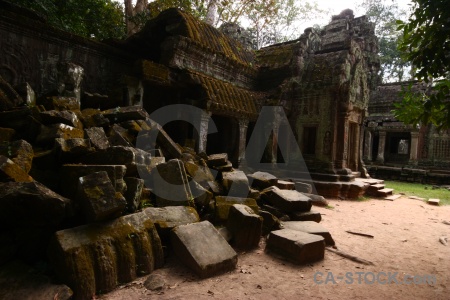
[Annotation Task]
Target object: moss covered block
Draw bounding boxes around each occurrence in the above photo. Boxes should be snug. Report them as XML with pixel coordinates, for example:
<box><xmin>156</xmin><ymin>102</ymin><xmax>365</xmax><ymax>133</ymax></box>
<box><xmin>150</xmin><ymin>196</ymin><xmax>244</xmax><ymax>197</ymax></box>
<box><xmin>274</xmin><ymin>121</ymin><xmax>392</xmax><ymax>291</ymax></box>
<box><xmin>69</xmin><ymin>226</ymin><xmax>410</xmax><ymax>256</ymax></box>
<box><xmin>0</xmin><ymin>155</ymin><xmax>33</xmax><ymax>183</ymax></box>
<box><xmin>215</xmin><ymin>196</ymin><xmax>259</xmax><ymax>222</ymax></box>
<box><xmin>226</xmin><ymin>204</ymin><xmax>262</xmax><ymax>249</ymax></box>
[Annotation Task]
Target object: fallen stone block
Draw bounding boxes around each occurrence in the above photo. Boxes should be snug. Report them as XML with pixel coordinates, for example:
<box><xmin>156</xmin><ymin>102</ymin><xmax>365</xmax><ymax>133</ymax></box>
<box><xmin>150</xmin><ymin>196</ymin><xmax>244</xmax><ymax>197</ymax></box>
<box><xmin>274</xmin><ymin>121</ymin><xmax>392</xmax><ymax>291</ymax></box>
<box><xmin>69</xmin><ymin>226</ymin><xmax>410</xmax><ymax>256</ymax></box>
<box><xmin>39</xmin><ymin>110</ymin><xmax>83</xmax><ymax>130</ymax></box>
<box><xmin>226</xmin><ymin>204</ymin><xmax>262</xmax><ymax>249</ymax></box>
<box><xmin>0</xmin><ymin>181</ymin><xmax>70</xmax><ymax>228</ymax></box>
<box><xmin>108</xmin><ymin>123</ymin><xmax>133</xmax><ymax>147</ymax></box>
<box><xmin>14</xmin><ymin>82</ymin><xmax>36</xmax><ymax>107</ymax></box>
<box><xmin>36</xmin><ymin>123</ymin><xmax>84</xmax><ymax>145</ymax></box>
<box><xmin>295</xmin><ymin>182</ymin><xmax>313</xmax><ymax>193</ymax></box>
<box><xmin>80</xmin><ymin>108</ymin><xmax>110</xmax><ymax>128</ymax></box>
<box><xmin>213</xmin><ymin>161</ymin><xmax>233</xmax><ymax>172</ymax></box>
<box><xmin>261</xmin><ymin>204</ymin><xmax>290</xmax><ymax>221</ymax></box>
<box><xmin>260</xmin><ymin>210</ymin><xmax>282</xmax><ymax>235</ymax></box>
<box><xmin>222</xmin><ymin>170</ymin><xmax>250</xmax><ymax>197</ymax></box>
<box><xmin>288</xmin><ymin>210</ymin><xmax>322</xmax><ymax>223</ymax></box>
<box><xmin>261</xmin><ymin>186</ymin><xmax>312</xmax><ymax>213</ymax></box>
<box><xmin>84</xmin><ymin>127</ymin><xmax>110</xmax><ymax>150</ymax></box>
<box><xmin>303</xmin><ymin>193</ymin><xmax>329</xmax><ymax>207</ymax></box>
<box><xmin>0</xmin><ymin>260</ymin><xmax>73</xmax><ymax>300</ymax></box>
<box><xmin>123</xmin><ymin>177</ymin><xmax>144</xmax><ymax>212</ymax></box>
<box><xmin>266</xmin><ymin>229</ymin><xmax>325</xmax><ymax>264</ymax></box>
<box><xmin>215</xmin><ymin>196</ymin><xmax>259</xmax><ymax>222</ymax></box>
<box><xmin>0</xmin><ymin>127</ymin><xmax>15</xmax><ymax>142</ymax></box>
<box><xmin>77</xmin><ymin>171</ymin><xmax>127</xmax><ymax>223</ymax></box>
<box><xmin>0</xmin><ymin>139</ymin><xmax>34</xmax><ymax>173</ymax></box>
<box><xmin>428</xmin><ymin>198</ymin><xmax>440</xmax><ymax>206</ymax></box>
<box><xmin>207</xmin><ymin>153</ymin><xmax>228</xmax><ymax>167</ymax></box>
<box><xmin>48</xmin><ymin>211</ymin><xmax>164</xmax><ymax>300</ymax></box>
<box><xmin>170</xmin><ymin>221</ymin><xmax>237</xmax><ymax>278</ymax></box>
<box><xmin>41</xmin><ymin>96</ymin><xmax>80</xmax><ymax>111</ymax></box>
<box><xmin>189</xmin><ymin>180</ymin><xmax>213</xmax><ymax>207</ymax></box>
<box><xmin>184</xmin><ymin>160</ymin><xmax>215</xmax><ymax>185</ymax></box>
<box><xmin>282</xmin><ymin>221</ymin><xmax>334</xmax><ymax>246</ymax></box>
<box><xmin>247</xmin><ymin>171</ymin><xmax>278</xmax><ymax>190</ymax></box>
<box><xmin>154</xmin><ymin>125</ymin><xmax>183</xmax><ymax>159</ymax></box>
<box><xmin>0</xmin><ymin>155</ymin><xmax>33</xmax><ymax>182</ymax></box>
<box><xmin>0</xmin><ymin>75</ymin><xmax>23</xmax><ymax>111</ymax></box>
<box><xmin>102</xmin><ymin>106</ymin><xmax>148</xmax><ymax>123</ymax></box>
<box><xmin>54</xmin><ymin>138</ymin><xmax>94</xmax><ymax>161</ymax></box>
<box><xmin>277</xmin><ymin>180</ymin><xmax>295</xmax><ymax>190</ymax></box>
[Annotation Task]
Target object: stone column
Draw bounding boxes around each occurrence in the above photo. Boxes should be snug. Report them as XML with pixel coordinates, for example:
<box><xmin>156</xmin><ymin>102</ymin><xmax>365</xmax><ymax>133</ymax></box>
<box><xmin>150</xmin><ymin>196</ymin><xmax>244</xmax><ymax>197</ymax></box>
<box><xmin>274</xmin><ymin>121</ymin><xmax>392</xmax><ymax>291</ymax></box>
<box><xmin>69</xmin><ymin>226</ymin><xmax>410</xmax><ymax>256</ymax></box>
<box><xmin>376</xmin><ymin>131</ymin><xmax>386</xmax><ymax>164</ymax></box>
<box><xmin>197</xmin><ymin>111</ymin><xmax>211</xmax><ymax>154</ymax></box>
<box><xmin>238</xmin><ymin>119</ymin><xmax>249</xmax><ymax>165</ymax></box>
<box><xmin>335</xmin><ymin>113</ymin><xmax>349</xmax><ymax>170</ymax></box>
<box><xmin>363</xmin><ymin>130</ymin><xmax>373</xmax><ymax>161</ymax></box>
<box><xmin>409</xmin><ymin>131</ymin><xmax>419</xmax><ymax>165</ymax></box>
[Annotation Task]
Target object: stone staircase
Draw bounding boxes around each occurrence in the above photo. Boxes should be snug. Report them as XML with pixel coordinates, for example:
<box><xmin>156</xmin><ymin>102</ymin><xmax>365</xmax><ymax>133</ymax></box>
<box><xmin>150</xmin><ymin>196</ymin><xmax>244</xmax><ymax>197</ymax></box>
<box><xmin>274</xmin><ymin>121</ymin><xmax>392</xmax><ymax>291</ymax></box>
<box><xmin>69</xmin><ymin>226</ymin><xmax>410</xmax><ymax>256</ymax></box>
<box><xmin>357</xmin><ymin>178</ymin><xmax>400</xmax><ymax>200</ymax></box>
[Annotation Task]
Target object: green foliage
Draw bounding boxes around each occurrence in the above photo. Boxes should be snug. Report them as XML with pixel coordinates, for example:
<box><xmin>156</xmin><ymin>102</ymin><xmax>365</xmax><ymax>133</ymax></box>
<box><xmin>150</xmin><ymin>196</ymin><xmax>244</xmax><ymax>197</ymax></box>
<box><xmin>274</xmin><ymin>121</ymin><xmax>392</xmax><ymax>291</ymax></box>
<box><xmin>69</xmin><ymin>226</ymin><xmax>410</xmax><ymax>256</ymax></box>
<box><xmin>12</xmin><ymin>0</ymin><xmax>126</xmax><ymax>40</ymax></box>
<box><xmin>384</xmin><ymin>180</ymin><xmax>450</xmax><ymax>205</ymax></box>
<box><xmin>396</xmin><ymin>0</ymin><xmax>450</xmax><ymax>129</ymax></box>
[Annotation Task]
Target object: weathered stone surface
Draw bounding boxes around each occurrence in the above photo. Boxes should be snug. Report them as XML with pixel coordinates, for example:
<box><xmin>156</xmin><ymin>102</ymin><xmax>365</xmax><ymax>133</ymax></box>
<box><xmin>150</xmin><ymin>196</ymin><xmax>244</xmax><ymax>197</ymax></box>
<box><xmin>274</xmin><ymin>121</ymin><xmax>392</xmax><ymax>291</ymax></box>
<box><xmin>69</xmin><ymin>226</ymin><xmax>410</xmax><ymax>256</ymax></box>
<box><xmin>215</xmin><ymin>196</ymin><xmax>259</xmax><ymax>222</ymax></box>
<box><xmin>213</xmin><ymin>161</ymin><xmax>233</xmax><ymax>172</ymax></box>
<box><xmin>14</xmin><ymin>82</ymin><xmax>36</xmax><ymax>107</ymax></box>
<box><xmin>184</xmin><ymin>160</ymin><xmax>215</xmax><ymax>185</ymax></box>
<box><xmin>80</xmin><ymin>108</ymin><xmax>110</xmax><ymax>128</ymax></box>
<box><xmin>60</xmin><ymin>164</ymin><xmax>127</xmax><ymax>197</ymax></box>
<box><xmin>222</xmin><ymin>170</ymin><xmax>250</xmax><ymax>197</ymax></box>
<box><xmin>36</xmin><ymin>123</ymin><xmax>84</xmax><ymax>145</ymax></box>
<box><xmin>39</xmin><ymin>110</ymin><xmax>83</xmax><ymax>129</ymax></box>
<box><xmin>207</xmin><ymin>153</ymin><xmax>228</xmax><ymax>167</ymax></box>
<box><xmin>0</xmin><ymin>139</ymin><xmax>34</xmax><ymax>173</ymax></box>
<box><xmin>0</xmin><ymin>75</ymin><xmax>23</xmax><ymax>111</ymax></box>
<box><xmin>261</xmin><ymin>186</ymin><xmax>312</xmax><ymax>213</ymax></box>
<box><xmin>428</xmin><ymin>198</ymin><xmax>440</xmax><ymax>206</ymax></box>
<box><xmin>143</xmin><ymin>206</ymin><xmax>199</xmax><ymax>241</ymax></box>
<box><xmin>108</xmin><ymin>123</ymin><xmax>133</xmax><ymax>147</ymax></box>
<box><xmin>277</xmin><ymin>180</ymin><xmax>295</xmax><ymax>190</ymax></box>
<box><xmin>266</xmin><ymin>229</ymin><xmax>325</xmax><ymax>264</ymax></box>
<box><xmin>151</xmin><ymin>159</ymin><xmax>193</xmax><ymax>206</ymax></box>
<box><xmin>303</xmin><ymin>193</ymin><xmax>329</xmax><ymax>207</ymax></box>
<box><xmin>288</xmin><ymin>210</ymin><xmax>322</xmax><ymax>223</ymax></box>
<box><xmin>84</xmin><ymin>127</ymin><xmax>110</xmax><ymax>150</ymax></box>
<box><xmin>54</xmin><ymin>138</ymin><xmax>94</xmax><ymax>160</ymax></box>
<box><xmin>144</xmin><ymin>274</ymin><xmax>165</xmax><ymax>291</ymax></box>
<box><xmin>248</xmin><ymin>171</ymin><xmax>278</xmax><ymax>190</ymax></box>
<box><xmin>41</xmin><ymin>96</ymin><xmax>80</xmax><ymax>111</ymax></box>
<box><xmin>282</xmin><ymin>221</ymin><xmax>334</xmax><ymax>246</ymax></box>
<box><xmin>0</xmin><ymin>260</ymin><xmax>73</xmax><ymax>300</ymax></box>
<box><xmin>123</xmin><ymin>177</ymin><xmax>144</xmax><ymax>212</ymax></box>
<box><xmin>48</xmin><ymin>211</ymin><xmax>164</xmax><ymax>300</ymax></box>
<box><xmin>0</xmin><ymin>127</ymin><xmax>15</xmax><ymax>142</ymax></box>
<box><xmin>261</xmin><ymin>204</ymin><xmax>290</xmax><ymax>221</ymax></box>
<box><xmin>0</xmin><ymin>181</ymin><xmax>70</xmax><ymax>228</ymax></box>
<box><xmin>102</xmin><ymin>106</ymin><xmax>147</xmax><ymax>123</ymax></box>
<box><xmin>189</xmin><ymin>179</ymin><xmax>213</xmax><ymax>207</ymax></box>
<box><xmin>0</xmin><ymin>155</ymin><xmax>33</xmax><ymax>182</ymax></box>
<box><xmin>77</xmin><ymin>171</ymin><xmax>127</xmax><ymax>223</ymax></box>
<box><xmin>226</xmin><ymin>204</ymin><xmax>262</xmax><ymax>249</ymax></box>
<box><xmin>295</xmin><ymin>182</ymin><xmax>313</xmax><ymax>194</ymax></box>
<box><xmin>170</xmin><ymin>221</ymin><xmax>237</xmax><ymax>278</ymax></box>
<box><xmin>260</xmin><ymin>210</ymin><xmax>282</xmax><ymax>236</ymax></box>
<box><xmin>153</xmin><ymin>125</ymin><xmax>183</xmax><ymax>159</ymax></box>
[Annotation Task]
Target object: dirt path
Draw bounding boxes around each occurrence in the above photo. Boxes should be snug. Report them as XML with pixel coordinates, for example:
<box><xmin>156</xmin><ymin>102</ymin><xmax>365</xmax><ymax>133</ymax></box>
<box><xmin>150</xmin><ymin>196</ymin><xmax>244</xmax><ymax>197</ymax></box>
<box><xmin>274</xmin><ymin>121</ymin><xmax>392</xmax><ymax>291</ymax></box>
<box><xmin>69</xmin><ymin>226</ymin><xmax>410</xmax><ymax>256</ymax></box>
<box><xmin>99</xmin><ymin>197</ymin><xmax>450</xmax><ymax>300</ymax></box>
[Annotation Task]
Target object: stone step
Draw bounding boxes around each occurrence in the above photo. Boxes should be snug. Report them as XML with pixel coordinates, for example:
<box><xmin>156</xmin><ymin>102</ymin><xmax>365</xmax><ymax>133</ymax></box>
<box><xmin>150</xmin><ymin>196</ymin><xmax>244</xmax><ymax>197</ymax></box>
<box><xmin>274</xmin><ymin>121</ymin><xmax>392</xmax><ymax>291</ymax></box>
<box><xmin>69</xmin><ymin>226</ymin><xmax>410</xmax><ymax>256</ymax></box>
<box><xmin>377</xmin><ymin>188</ymin><xmax>394</xmax><ymax>197</ymax></box>
<box><xmin>385</xmin><ymin>194</ymin><xmax>402</xmax><ymax>201</ymax></box>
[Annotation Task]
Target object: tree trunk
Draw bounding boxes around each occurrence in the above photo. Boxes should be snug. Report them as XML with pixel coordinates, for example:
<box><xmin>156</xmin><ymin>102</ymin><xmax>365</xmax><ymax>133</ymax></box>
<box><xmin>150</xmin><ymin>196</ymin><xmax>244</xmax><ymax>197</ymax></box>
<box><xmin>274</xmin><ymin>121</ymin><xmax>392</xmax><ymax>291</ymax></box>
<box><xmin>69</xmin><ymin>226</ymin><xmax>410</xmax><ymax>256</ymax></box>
<box><xmin>206</xmin><ymin>0</ymin><xmax>218</xmax><ymax>26</ymax></box>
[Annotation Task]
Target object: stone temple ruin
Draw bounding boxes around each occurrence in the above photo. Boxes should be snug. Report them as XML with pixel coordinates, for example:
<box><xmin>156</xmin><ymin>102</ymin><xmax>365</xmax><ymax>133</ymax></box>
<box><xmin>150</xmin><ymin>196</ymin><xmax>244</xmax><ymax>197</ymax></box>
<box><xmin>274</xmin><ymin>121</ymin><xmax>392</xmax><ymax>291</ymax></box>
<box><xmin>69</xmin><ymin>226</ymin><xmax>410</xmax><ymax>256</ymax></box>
<box><xmin>1</xmin><ymin>2</ymin><xmax>447</xmax><ymax>299</ymax></box>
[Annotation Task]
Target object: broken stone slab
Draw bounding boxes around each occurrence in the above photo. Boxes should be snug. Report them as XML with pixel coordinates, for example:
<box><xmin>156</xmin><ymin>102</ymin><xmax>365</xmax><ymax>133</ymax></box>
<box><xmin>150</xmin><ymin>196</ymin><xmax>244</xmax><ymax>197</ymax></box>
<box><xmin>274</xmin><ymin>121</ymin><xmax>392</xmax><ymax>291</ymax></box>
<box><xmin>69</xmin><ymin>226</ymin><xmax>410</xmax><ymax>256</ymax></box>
<box><xmin>222</xmin><ymin>170</ymin><xmax>250</xmax><ymax>197</ymax></box>
<box><xmin>428</xmin><ymin>198</ymin><xmax>440</xmax><ymax>206</ymax></box>
<box><xmin>0</xmin><ymin>181</ymin><xmax>70</xmax><ymax>228</ymax></box>
<box><xmin>36</xmin><ymin>123</ymin><xmax>84</xmax><ymax>145</ymax></box>
<box><xmin>207</xmin><ymin>153</ymin><xmax>228</xmax><ymax>167</ymax></box>
<box><xmin>79</xmin><ymin>108</ymin><xmax>110</xmax><ymax>128</ymax></box>
<box><xmin>226</xmin><ymin>204</ymin><xmax>262</xmax><ymax>249</ymax></box>
<box><xmin>123</xmin><ymin>177</ymin><xmax>144</xmax><ymax>212</ymax></box>
<box><xmin>277</xmin><ymin>180</ymin><xmax>295</xmax><ymax>190</ymax></box>
<box><xmin>54</xmin><ymin>138</ymin><xmax>94</xmax><ymax>161</ymax></box>
<box><xmin>261</xmin><ymin>204</ymin><xmax>290</xmax><ymax>221</ymax></box>
<box><xmin>189</xmin><ymin>179</ymin><xmax>213</xmax><ymax>207</ymax></box>
<box><xmin>261</xmin><ymin>186</ymin><xmax>312</xmax><ymax>213</ymax></box>
<box><xmin>143</xmin><ymin>206</ymin><xmax>199</xmax><ymax>242</ymax></box>
<box><xmin>260</xmin><ymin>210</ymin><xmax>282</xmax><ymax>236</ymax></box>
<box><xmin>144</xmin><ymin>274</ymin><xmax>165</xmax><ymax>291</ymax></box>
<box><xmin>60</xmin><ymin>164</ymin><xmax>127</xmax><ymax>198</ymax></box>
<box><xmin>303</xmin><ymin>193</ymin><xmax>329</xmax><ymax>207</ymax></box>
<box><xmin>0</xmin><ymin>260</ymin><xmax>73</xmax><ymax>300</ymax></box>
<box><xmin>0</xmin><ymin>155</ymin><xmax>33</xmax><ymax>182</ymax></box>
<box><xmin>151</xmin><ymin>159</ymin><xmax>193</xmax><ymax>207</ymax></box>
<box><xmin>40</xmin><ymin>96</ymin><xmax>80</xmax><ymax>111</ymax></box>
<box><xmin>295</xmin><ymin>182</ymin><xmax>313</xmax><ymax>194</ymax></box>
<box><xmin>48</xmin><ymin>211</ymin><xmax>164</xmax><ymax>300</ymax></box>
<box><xmin>170</xmin><ymin>221</ymin><xmax>238</xmax><ymax>278</ymax></box>
<box><xmin>14</xmin><ymin>82</ymin><xmax>36</xmax><ymax>108</ymax></box>
<box><xmin>213</xmin><ymin>161</ymin><xmax>233</xmax><ymax>172</ymax></box>
<box><xmin>77</xmin><ymin>171</ymin><xmax>127</xmax><ymax>223</ymax></box>
<box><xmin>288</xmin><ymin>210</ymin><xmax>322</xmax><ymax>223</ymax></box>
<box><xmin>282</xmin><ymin>221</ymin><xmax>335</xmax><ymax>246</ymax></box>
<box><xmin>0</xmin><ymin>139</ymin><xmax>34</xmax><ymax>173</ymax></box>
<box><xmin>247</xmin><ymin>171</ymin><xmax>278</xmax><ymax>190</ymax></box>
<box><xmin>215</xmin><ymin>196</ymin><xmax>259</xmax><ymax>222</ymax></box>
<box><xmin>0</xmin><ymin>127</ymin><xmax>16</xmax><ymax>142</ymax></box>
<box><xmin>84</xmin><ymin>127</ymin><xmax>110</xmax><ymax>150</ymax></box>
<box><xmin>184</xmin><ymin>160</ymin><xmax>215</xmax><ymax>185</ymax></box>
<box><xmin>266</xmin><ymin>229</ymin><xmax>325</xmax><ymax>264</ymax></box>
<box><xmin>39</xmin><ymin>110</ymin><xmax>83</xmax><ymax>130</ymax></box>
<box><xmin>102</xmin><ymin>106</ymin><xmax>148</xmax><ymax>123</ymax></box>
<box><xmin>153</xmin><ymin>125</ymin><xmax>183</xmax><ymax>159</ymax></box>
<box><xmin>108</xmin><ymin>123</ymin><xmax>133</xmax><ymax>147</ymax></box>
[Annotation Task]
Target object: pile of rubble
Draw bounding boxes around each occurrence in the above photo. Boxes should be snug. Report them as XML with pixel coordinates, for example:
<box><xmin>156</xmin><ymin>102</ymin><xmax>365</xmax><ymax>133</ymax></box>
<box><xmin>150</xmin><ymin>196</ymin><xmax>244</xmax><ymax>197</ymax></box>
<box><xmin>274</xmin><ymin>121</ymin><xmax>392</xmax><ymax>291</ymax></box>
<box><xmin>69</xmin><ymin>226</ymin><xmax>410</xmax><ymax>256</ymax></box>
<box><xmin>0</xmin><ymin>72</ymin><xmax>334</xmax><ymax>300</ymax></box>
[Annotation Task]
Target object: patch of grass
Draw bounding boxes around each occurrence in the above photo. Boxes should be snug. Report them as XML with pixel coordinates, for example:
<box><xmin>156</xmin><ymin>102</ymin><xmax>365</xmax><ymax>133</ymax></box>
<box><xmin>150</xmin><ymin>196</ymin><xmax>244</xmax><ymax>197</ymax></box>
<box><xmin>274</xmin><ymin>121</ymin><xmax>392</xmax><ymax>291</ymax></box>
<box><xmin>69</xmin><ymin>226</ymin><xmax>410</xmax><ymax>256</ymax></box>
<box><xmin>384</xmin><ymin>180</ymin><xmax>450</xmax><ymax>205</ymax></box>
<box><xmin>325</xmin><ymin>204</ymin><xmax>335</xmax><ymax>209</ymax></box>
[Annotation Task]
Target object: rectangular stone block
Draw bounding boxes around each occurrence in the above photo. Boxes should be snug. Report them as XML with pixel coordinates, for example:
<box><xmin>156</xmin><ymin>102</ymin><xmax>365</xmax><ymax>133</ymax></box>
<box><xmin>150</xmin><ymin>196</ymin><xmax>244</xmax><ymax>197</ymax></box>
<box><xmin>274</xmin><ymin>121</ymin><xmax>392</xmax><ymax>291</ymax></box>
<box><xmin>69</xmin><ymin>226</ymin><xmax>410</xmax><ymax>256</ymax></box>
<box><xmin>226</xmin><ymin>204</ymin><xmax>262</xmax><ymax>249</ymax></box>
<box><xmin>277</xmin><ymin>180</ymin><xmax>295</xmax><ymax>190</ymax></box>
<box><xmin>0</xmin><ymin>155</ymin><xmax>33</xmax><ymax>183</ymax></box>
<box><xmin>261</xmin><ymin>186</ymin><xmax>312</xmax><ymax>213</ymax></box>
<box><xmin>207</xmin><ymin>153</ymin><xmax>228</xmax><ymax>167</ymax></box>
<box><xmin>428</xmin><ymin>198</ymin><xmax>440</xmax><ymax>206</ymax></box>
<box><xmin>266</xmin><ymin>229</ymin><xmax>325</xmax><ymax>264</ymax></box>
<box><xmin>48</xmin><ymin>211</ymin><xmax>164</xmax><ymax>300</ymax></box>
<box><xmin>215</xmin><ymin>196</ymin><xmax>259</xmax><ymax>222</ymax></box>
<box><xmin>84</xmin><ymin>127</ymin><xmax>110</xmax><ymax>150</ymax></box>
<box><xmin>36</xmin><ymin>124</ymin><xmax>84</xmax><ymax>145</ymax></box>
<box><xmin>247</xmin><ymin>171</ymin><xmax>278</xmax><ymax>190</ymax></box>
<box><xmin>282</xmin><ymin>221</ymin><xmax>334</xmax><ymax>246</ymax></box>
<box><xmin>170</xmin><ymin>221</ymin><xmax>237</xmax><ymax>278</ymax></box>
<box><xmin>288</xmin><ymin>210</ymin><xmax>322</xmax><ymax>223</ymax></box>
<box><xmin>0</xmin><ymin>139</ymin><xmax>34</xmax><ymax>173</ymax></box>
<box><xmin>39</xmin><ymin>110</ymin><xmax>83</xmax><ymax>129</ymax></box>
<box><xmin>102</xmin><ymin>106</ymin><xmax>148</xmax><ymax>123</ymax></box>
<box><xmin>123</xmin><ymin>177</ymin><xmax>144</xmax><ymax>212</ymax></box>
<box><xmin>295</xmin><ymin>182</ymin><xmax>313</xmax><ymax>194</ymax></box>
<box><xmin>222</xmin><ymin>170</ymin><xmax>250</xmax><ymax>197</ymax></box>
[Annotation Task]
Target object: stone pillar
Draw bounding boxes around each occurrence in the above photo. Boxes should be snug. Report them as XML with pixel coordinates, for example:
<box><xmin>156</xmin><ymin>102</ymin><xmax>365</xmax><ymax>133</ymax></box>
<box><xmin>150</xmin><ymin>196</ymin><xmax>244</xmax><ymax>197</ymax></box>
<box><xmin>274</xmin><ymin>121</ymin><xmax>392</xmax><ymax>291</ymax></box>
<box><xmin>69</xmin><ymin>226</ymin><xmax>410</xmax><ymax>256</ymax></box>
<box><xmin>197</xmin><ymin>111</ymin><xmax>211</xmax><ymax>154</ymax></box>
<box><xmin>363</xmin><ymin>130</ymin><xmax>373</xmax><ymax>161</ymax></box>
<box><xmin>238</xmin><ymin>119</ymin><xmax>249</xmax><ymax>165</ymax></box>
<box><xmin>409</xmin><ymin>131</ymin><xmax>419</xmax><ymax>165</ymax></box>
<box><xmin>335</xmin><ymin>113</ymin><xmax>349</xmax><ymax>170</ymax></box>
<box><xmin>270</xmin><ymin>117</ymin><xmax>280</xmax><ymax>165</ymax></box>
<box><xmin>376</xmin><ymin>131</ymin><xmax>386</xmax><ymax>164</ymax></box>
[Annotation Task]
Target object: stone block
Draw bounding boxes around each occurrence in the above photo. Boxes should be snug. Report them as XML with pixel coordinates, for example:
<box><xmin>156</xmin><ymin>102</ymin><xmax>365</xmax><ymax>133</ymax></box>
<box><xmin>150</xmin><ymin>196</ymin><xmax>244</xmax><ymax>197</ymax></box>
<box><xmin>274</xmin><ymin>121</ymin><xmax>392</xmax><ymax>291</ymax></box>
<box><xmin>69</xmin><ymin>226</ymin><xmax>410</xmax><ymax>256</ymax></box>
<box><xmin>0</xmin><ymin>127</ymin><xmax>15</xmax><ymax>142</ymax></box>
<box><xmin>0</xmin><ymin>75</ymin><xmax>23</xmax><ymax>111</ymax></box>
<box><xmin>303</xmin><ymin>193</ymin><xmax>329</xmax><ymax>207</ymax></box>
<box><xmin>277</xmin><ymin>180</ymin><xmax>295</xmax><ymax>190</ymax></box>
<box><xmin>108</xmin><ymin>123</ymin><xmax>133</xmax><ymax>147</ymax></box>
<box><xmin>260</xmin><ymin>210</ymin><xmax>281</xmax><ymax>235</ymax></box>
<box><xmin>222</xmin><ymin>170</ymin><xmax>250</xmax><ymax>197</ymax></box>
<box><xmin>226</xmin><ymin>204</ymin><xmax>262</xmax><ymax>249</ymax></box>
<box><xmin>261</xmin><ymin>186</ymin><xmax>312</xmax><ymax>213</ymax></box>
<box><xmin>79</xmin><ymin>108</ymin><xmax>110</xmax><ymax>128</ymax></box>
<box><xmin>247</xmin><ymin>171</ymin><xmax>278</xmax><ymax>190</ymax></box>
<box><xmin>170</xmin><ymin>221</ymin><xmax>237</xmax><ymax>278</ymax></box>
<box><xmin>102</xmin><ymin>106</ymin><xmax>148</xmax><ymax>123</ymax></box>
<box><xmin>0</xmin><ymin>261</ymin><xmax>73</xmax><ymax>300</ymax></box>
<box><xmin>39</xmin><ymin>110</ymin><xmax>83</xmax><ymax>129</ymax></box>
<box><xmin>266</xmin><ymin>229</ymin><xmax>325</xmax><ymax>264</ymax></box>
<box><xmin>288</xmin><ymin>210</ymin><xmax>322</xmax><ymax>223</ymax></box>
<box><xmin>0</xmin><ymin>181</ymin><xmax>70</xmax><ymax>228</ymax></box>
<box><xmin>282</xmin><ymin>221</ymin><xmax>334</xmax><ymax>246</ymax></box>
<box><xmin>184</xmin><ymin>160</ymin><xmax>215</xmax><ymax>185</ymax></box>
<box><xmin>48</xmin><ymin>211</ymin><xmax>164</xmax><ymax>300</ymax></box>
<box><xmin>41</xmin><ymin>96</ymin><xmax>80</xmax><ymax>111</ymax></box>
<box><xmin>153</xmin><ymin>125</ymin><xmax>183</xmax><ymax>159</ymax></box>
<box><xmin>215</xmin><ymin>196</ymin><xmax>259</xmax><ymax>222</ymax></box>
<box><xmin>77</xmin><ymin>171</ymin><xmax>127</xmax><ymax>222</ymax></box>
<box><xmin>36</xmin><ymin>124</ymin><xmax>84</xmax><ymax>145</ymax></box>
<box><xmin>428</xmin><ymin>198</ymin><xmax>440</xmax><ymax>206</ymax></box>
<box><xmin>0</xmin><ymin>139</ymin><xmax>34</xmax><ymax>173</ymax></box>
<box><xmin>54</xmin><ymin>138</ymin><xmax>94</xmax><ymax>161</ymax></box>
<box><xmin>261</xmin><ymin>204</ymin><xmax>290</xmax><ymax>221</ymax></box>
<box><xmin>207</xmin><ymin>153</ymin><xmax>228</xmax><ymax>167</ymax></box>
<box><xmin>295</xmin><ymin>182</ymin><xmax>312</xmax><ymax>193</ymax></box>
<box><xmin>189</xmin><ymin>179</ymin><xmax>213</xmax><ymax>207</ymax></box>
<box><xmin>123</xmin><ymin>177</ymin><xmax>144</xmax><ymax>212</ymax></box>
<box><xmin>0</xmin><ymin>155</ymin><xmax>33</xmax><ymax>182</ymax></box>
<box><xmin>84</xmin><ymin>127</ymin><xmax>110</xmax><ymax>150</ymax></box>
<box><xmin>14</xmin><ymin>82</ymin><xmax>36</xmax><ymax>107</ymax></box>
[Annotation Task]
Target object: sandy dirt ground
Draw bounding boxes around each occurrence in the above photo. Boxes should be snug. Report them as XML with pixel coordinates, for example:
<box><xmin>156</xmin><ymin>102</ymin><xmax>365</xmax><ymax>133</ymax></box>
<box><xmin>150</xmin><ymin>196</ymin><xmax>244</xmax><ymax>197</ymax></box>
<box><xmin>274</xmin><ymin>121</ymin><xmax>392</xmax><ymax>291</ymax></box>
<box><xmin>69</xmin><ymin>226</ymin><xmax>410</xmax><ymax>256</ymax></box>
<box><xmin>99</xmin><ymin>197</ymin><xmax>450</xmax><ymax>300</ymax></box>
